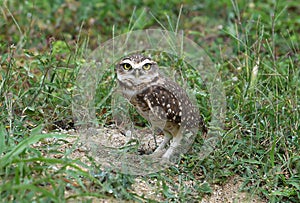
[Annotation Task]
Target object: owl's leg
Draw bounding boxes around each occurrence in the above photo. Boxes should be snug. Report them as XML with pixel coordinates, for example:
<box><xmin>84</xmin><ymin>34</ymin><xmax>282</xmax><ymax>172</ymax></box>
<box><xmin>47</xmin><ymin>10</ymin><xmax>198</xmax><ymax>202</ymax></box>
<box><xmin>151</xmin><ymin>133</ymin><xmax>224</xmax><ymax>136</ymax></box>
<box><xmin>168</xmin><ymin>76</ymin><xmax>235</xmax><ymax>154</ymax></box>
<box><xmin>162</xmin><ymin>133</ymin><xmax>183</xmax><ymax>161</ymax></box>
<box><xmin>155</xmin><ymin>133</ymin><xmax>172</xmax><ymax>151</ymax></box>
<box><xmin>150</xmin><ymin>133</ymin><xmax>172</xmax><ymax>157</ymax></box>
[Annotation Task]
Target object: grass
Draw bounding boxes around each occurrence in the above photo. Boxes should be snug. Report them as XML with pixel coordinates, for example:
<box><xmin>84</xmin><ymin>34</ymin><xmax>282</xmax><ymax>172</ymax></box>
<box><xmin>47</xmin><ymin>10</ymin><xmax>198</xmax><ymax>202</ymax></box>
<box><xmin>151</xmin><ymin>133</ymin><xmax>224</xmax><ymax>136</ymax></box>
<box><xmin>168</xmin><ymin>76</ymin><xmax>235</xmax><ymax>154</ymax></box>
<box><xmin>0</xmin><ymin>0</ymin><xmax>299</xmax><ymax>202</ymax></box>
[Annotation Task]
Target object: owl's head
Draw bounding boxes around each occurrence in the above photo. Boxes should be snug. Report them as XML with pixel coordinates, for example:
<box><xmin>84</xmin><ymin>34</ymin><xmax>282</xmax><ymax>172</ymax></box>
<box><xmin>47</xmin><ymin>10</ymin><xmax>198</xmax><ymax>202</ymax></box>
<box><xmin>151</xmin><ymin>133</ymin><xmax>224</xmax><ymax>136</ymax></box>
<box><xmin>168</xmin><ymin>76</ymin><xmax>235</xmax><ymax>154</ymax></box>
<box><xmin>116</xmin><ymin>54</ymin><xmax>159</xmax><ymax>86</ymax></box>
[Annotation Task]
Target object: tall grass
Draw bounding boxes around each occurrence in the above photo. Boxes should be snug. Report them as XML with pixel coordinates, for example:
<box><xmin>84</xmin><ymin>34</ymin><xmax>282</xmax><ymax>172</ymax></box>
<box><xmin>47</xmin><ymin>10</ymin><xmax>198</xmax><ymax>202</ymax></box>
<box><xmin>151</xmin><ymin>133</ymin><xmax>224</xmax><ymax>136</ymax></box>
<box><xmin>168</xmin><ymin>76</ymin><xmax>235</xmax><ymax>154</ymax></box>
<box><xmin>0</xmin><ymin>0</ymin><xmax>299</xmax><ymax>202</ymax></box>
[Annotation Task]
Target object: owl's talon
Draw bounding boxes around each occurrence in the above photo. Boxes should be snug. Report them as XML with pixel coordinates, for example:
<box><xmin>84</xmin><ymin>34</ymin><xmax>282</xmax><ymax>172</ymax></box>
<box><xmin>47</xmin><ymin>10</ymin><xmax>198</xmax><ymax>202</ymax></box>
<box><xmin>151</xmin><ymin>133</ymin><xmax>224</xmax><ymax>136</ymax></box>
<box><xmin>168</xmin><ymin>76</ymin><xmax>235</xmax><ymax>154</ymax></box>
<box><xmin>160</xmin><ymin>156</ymin><xmax>172</xmax><ymax>165</ymax></box>
<box><xmin>149</xmin><ymin>149</ymin><xmax>166</xmax><ymax>158</ymax></box>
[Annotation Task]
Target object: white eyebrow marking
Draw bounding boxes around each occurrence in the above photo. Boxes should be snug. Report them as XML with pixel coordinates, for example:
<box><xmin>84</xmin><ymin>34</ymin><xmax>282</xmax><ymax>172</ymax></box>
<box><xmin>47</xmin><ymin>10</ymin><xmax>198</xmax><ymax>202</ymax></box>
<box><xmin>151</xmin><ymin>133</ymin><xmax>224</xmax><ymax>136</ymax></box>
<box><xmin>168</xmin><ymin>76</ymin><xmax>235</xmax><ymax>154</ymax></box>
<box><xmin>141</xmin><ymin>58</ymin><xmax>153</xmax><ymax>65</ymax></box>
<box><xmin>121</xmin><ymin>58</ymin><xmax>155</xmax><ymax>69</ymax></box>
<box><xmin>121</xmin><ymin>59</ymin><xmax>135</xmax><ymax>65</ymax></box>
<box><xmin>139</xmin><ymin>59</ymin><xmax>156</xmax><ymax>68</ymax></box>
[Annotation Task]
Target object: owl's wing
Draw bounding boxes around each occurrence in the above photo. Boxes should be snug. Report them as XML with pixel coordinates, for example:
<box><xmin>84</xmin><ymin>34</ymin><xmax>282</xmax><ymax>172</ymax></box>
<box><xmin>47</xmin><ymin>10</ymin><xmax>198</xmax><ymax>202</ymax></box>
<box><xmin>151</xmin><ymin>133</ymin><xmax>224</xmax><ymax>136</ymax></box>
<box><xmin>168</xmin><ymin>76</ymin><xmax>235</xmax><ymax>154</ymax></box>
<box><xmin>136</xmin><ymin>85</ymin><xmax>183</xmax><ymax>123</ymax></box>
<box><xmin>133</xmin><ymin>79</ymin><xmax>206</xmax><ymax>134</ymax></box>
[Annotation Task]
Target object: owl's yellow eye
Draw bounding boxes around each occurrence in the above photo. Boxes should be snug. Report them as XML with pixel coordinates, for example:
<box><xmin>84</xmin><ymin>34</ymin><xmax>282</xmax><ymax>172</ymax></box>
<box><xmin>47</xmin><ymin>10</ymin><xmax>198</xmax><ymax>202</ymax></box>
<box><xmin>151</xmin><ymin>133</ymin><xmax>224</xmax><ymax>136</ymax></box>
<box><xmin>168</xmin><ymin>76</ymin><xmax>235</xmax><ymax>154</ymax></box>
<box><xmin>122</xmin><ymin>63</ymin><xmax>132</xmax><ymax>70</ymax></box>
<box><xmin>143</xmin><ymin>63</ymin><xmax>151</xmax><ymax>70</ymax></box>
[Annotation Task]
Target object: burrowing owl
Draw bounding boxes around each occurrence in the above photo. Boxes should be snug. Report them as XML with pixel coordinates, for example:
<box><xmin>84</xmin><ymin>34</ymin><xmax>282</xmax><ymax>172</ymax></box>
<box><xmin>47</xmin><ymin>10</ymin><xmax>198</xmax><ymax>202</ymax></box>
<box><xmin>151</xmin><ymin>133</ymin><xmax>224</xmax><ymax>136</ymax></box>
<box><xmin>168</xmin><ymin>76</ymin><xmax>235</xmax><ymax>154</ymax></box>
<box><xmin>116</xmin><ymin>54</ymin><xmax>206</xmax><ymax>162</ymax></box>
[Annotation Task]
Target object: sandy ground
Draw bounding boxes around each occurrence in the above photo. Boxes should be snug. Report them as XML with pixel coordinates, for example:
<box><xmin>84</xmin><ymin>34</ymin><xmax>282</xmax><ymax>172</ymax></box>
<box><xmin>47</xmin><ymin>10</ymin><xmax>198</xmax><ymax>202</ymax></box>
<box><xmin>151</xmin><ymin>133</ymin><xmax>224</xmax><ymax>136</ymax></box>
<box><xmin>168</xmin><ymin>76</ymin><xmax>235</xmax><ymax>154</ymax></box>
<box><xmin>37</xmin><ymin>127</ymin><xmax>266</xmax><ymax>202</ymax></box>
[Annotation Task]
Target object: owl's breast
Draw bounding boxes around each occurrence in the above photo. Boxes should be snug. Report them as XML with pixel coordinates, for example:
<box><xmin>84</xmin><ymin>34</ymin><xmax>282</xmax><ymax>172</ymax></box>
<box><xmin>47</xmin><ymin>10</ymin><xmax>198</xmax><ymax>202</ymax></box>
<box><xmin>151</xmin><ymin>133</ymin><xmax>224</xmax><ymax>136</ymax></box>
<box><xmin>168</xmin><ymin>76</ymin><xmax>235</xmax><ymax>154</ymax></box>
<box><xmin>130</xmin><ymin>85</ymin><xmax>183</xmax><ymax>124</ymax></box>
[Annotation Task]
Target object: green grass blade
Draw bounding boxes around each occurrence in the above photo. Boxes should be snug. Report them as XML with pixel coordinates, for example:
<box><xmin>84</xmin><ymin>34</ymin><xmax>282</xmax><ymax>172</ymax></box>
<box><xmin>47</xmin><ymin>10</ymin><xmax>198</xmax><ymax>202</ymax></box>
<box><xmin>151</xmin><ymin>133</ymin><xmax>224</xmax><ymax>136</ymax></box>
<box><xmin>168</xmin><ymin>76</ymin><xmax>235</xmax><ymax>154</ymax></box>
<box><xmin>0</xmin><ymin>133</ymin><xmax>67</xmax><ymax>168</ymax></box>
<box><xmin>0</xmin><ymin>123</ymin><xmax>7</xmax><ymax>155</ymax></box>
<box><xmin>2</xmin><ymin>182</ymin><xmax>58</xmax><ymax>200</ymax></box>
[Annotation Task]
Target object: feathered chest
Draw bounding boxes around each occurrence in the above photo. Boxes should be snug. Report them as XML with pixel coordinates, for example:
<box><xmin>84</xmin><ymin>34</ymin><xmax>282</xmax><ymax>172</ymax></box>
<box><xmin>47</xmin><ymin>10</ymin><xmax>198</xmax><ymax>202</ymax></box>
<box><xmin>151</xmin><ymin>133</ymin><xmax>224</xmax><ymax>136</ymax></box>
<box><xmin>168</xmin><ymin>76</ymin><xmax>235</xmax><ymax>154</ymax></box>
<box><xmin>129</xmin><ymin>85</ymin><xmax>182</xmax><ymax>124</ymax></box>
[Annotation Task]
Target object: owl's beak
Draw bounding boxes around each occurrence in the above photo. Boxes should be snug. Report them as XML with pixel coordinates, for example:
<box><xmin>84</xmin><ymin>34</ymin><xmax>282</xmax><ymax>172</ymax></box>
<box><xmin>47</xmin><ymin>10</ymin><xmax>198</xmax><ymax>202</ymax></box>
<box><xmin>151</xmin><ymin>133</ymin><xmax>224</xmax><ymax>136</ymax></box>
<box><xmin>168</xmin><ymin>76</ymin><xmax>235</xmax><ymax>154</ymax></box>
<box><xmin>134</xmin><ymin>70</ymin><xmax>140</xmax><ymax>78</ymax></box>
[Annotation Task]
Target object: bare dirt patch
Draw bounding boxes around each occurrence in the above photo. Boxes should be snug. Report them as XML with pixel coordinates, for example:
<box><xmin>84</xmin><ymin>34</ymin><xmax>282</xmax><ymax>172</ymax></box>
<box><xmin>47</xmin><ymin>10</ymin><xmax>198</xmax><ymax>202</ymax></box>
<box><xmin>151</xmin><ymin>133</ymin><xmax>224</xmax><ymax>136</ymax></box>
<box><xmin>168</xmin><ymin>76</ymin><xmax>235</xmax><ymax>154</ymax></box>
<box><xmin>200</xmin><ymin>176</ymin><xmax>266</xmax><ymax>203</ymax></box>
<box><xmin>38</xmin><ymin>127</ymin><xmax>265</xmax><ymax>202</ymax></box>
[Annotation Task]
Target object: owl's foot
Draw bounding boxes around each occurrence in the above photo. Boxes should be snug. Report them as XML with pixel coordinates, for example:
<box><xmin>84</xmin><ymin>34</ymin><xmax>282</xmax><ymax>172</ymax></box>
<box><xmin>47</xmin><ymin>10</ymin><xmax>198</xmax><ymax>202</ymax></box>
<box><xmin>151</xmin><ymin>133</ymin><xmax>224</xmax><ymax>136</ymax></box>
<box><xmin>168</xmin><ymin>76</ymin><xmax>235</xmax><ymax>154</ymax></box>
<box><xmin>161</xmin><ymin>144</ymin><xmax>181</xmax><ymax>163</ymax></box>
<box><xmin>143</xmin><ymin>149</ymin><xmax>166</xmax><ymax>164</ymax></box>
<box><xmin>149</xmin><ymin>148</ymin><xmax>166</xmax><ymax>158</ymax></box>
<box><xmin>160</xmin><ymin>156</ymin><xmax>172</xmax><ymax>165</ymax></box>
